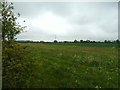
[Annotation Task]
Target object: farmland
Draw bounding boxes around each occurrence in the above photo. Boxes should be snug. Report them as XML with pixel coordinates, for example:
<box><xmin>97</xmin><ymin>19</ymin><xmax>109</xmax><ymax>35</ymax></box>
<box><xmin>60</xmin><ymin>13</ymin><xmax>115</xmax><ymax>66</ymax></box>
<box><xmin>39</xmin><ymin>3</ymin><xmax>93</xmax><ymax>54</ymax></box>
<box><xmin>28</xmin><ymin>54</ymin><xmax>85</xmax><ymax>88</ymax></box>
<box><xmin>1</xmin><ymin>1</ymin><xmax>119</xmax><ymax>88</ymax></box>
<box><xmin>18</xmin><ymin>43</ymin><xmax>118</xmax><ymax>88</ymax></box>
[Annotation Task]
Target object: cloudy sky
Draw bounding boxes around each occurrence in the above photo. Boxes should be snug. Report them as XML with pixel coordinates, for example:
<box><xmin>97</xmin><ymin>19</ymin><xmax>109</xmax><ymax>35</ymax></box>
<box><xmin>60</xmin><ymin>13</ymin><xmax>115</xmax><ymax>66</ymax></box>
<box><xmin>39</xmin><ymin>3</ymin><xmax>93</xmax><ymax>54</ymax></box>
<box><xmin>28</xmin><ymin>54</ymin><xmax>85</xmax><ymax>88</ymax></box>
<box><xmin>13</xmin><ymin>2</ymin><xmax>118</xmax><ymax>42</ymax></box>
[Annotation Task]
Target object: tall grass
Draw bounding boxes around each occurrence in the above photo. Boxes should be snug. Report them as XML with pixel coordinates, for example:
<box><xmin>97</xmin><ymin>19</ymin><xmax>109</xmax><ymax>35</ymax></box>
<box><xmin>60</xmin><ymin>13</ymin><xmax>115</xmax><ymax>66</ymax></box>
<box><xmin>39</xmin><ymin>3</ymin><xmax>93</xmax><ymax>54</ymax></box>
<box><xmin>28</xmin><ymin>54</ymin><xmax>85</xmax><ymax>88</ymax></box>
<box><xmin>18</xmin><ymin>43</ymin><xmax>118</xmax><ymax>88</ymax></box>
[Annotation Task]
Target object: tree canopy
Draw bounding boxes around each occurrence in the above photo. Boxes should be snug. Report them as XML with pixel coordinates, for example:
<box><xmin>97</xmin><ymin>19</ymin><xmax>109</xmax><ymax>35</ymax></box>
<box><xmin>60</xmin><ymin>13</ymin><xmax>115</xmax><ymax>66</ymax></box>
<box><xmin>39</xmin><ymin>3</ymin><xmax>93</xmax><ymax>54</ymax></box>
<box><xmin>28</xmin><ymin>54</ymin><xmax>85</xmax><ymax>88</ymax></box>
<box><xmin>1</xmin><ymin>2</ymin><xmax>26</xmax><ymax>41</ymax></box>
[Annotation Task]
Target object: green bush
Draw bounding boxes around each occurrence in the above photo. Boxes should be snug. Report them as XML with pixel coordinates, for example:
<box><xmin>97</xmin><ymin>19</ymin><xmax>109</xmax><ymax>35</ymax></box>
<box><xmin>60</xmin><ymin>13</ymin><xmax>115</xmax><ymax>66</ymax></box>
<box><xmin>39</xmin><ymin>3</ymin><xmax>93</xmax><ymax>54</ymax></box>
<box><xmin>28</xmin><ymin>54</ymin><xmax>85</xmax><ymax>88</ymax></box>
<box><xmin>2</xmin><ymin>41</ymin><xmax>35</xmax><ymax>88</ymax></box>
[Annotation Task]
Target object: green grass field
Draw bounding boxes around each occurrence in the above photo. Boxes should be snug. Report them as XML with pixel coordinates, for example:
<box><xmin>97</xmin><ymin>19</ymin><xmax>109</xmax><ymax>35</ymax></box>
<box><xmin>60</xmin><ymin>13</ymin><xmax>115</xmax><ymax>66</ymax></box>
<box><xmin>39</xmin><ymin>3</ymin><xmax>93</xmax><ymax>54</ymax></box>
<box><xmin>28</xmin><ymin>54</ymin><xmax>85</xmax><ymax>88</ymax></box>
<box><xmin>20</xmin><ymin>43</ymin><xmax>118</xmax><ymax>88</ymax></box>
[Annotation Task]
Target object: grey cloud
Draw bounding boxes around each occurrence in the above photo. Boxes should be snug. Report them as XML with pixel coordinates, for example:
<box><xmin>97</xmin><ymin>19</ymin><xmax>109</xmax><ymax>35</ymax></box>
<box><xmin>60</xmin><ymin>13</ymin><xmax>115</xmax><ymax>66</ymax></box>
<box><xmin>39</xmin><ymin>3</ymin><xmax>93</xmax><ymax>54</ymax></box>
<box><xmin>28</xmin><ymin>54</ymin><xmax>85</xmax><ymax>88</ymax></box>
<box><xmin>13</xmin><ymin>2</ymin><xmax>72</xmax><ymax>18</ymax></box>
<box><xmin>14</xmin><ymin>2</ymin><xmax>118</xmax><ymax>41</ymax></box>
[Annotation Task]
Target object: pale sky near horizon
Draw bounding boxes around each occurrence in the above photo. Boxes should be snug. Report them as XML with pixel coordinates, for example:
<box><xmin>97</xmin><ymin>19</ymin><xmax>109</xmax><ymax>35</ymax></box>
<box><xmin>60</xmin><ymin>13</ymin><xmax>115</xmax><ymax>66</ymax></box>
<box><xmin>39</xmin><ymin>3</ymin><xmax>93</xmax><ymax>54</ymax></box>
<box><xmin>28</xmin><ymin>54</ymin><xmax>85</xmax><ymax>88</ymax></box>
<box><xmin>13</xmin><ymin>2</ymin><xmax>118</xmax><ymax>42</ymax></box>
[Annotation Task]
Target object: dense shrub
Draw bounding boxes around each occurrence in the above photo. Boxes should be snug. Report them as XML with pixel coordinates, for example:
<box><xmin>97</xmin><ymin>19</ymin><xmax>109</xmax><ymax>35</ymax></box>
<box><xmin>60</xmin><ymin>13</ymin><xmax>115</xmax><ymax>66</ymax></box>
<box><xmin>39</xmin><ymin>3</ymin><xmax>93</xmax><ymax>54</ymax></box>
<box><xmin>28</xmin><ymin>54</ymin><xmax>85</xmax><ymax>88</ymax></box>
<box><xmin>2</xmin><ymin>41</ymin><xmax>34</xmax><ymax>88</ymax></box>
<box><xmin>1</xmin><ymin>1</ymin><xmax>33</xmax><ymax>88</ymax></box>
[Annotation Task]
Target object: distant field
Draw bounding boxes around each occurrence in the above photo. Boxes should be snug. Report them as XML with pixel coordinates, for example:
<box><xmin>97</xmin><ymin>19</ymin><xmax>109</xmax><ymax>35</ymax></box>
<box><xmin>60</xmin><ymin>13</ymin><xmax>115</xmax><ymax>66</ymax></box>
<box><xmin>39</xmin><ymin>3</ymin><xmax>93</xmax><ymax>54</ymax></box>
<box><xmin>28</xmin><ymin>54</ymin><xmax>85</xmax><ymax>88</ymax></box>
<box><xmin>42</xmin><ymin>42</ymin><xmax>118</xmax><ymax>47</ymax></box>
<box><xmin>20</xmin><ymin>43</ymin><xmax>118</xmax><ymax>88</ymax></box>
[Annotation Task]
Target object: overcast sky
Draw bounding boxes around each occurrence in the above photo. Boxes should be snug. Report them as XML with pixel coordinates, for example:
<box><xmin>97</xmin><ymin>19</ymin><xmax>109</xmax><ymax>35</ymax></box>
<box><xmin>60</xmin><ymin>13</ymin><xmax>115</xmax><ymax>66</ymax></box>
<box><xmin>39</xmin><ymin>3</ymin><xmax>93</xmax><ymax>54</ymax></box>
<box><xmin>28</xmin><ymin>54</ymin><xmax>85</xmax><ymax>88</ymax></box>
<box><xmin>13</xmin><ymin>2</ymin><xmax>118</xmax><ymax>42</ymax></box>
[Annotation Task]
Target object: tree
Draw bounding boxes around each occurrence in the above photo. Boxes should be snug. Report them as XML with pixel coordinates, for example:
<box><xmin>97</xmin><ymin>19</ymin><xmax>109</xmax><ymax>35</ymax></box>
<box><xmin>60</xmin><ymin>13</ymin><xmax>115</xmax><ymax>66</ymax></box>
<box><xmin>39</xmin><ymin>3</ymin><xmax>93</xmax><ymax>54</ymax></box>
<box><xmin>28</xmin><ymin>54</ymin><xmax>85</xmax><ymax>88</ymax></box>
<box><xmin>54</xmin><ymin>40</ymin><xmax>58</xmax><ymax>43</ymax></box>
<box><xmin>116</xmin><ymin>39</ymin><xmax>119</xmax><ymax>43</ymax></box>
<box><xmin>80</xmin><ymin>40</ymin><xmax>83</xmax><ymax>43</ymax></box>
<box><xmin>104</xmin><ymin>40</ymin><xmax>107</xmax><ymax>43</ymax></box>
<box><xmin>74</xmin><ymin>40</ymin><xmax>78</xmax><ymax>43</ymax></box>
<box><xmin>1</xmin><ymin>2</ymin><xmax>33</xmax><ymax>88</ymax></box>
<box><xmin>1</xmin><ymin>2</ymin><xmax>26</xmax><ymax>41</ymax></box>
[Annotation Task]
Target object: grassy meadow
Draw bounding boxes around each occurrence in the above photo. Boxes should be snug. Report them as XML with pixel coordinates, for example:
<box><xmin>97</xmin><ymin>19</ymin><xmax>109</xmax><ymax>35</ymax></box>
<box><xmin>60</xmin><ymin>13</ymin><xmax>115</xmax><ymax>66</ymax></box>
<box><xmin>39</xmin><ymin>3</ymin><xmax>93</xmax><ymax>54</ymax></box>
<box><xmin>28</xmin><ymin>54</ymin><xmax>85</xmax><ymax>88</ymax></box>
<box><xmin>18</xmin><ymin>43</ymin><xmax>118</xmax><ymax>88</ymax></box>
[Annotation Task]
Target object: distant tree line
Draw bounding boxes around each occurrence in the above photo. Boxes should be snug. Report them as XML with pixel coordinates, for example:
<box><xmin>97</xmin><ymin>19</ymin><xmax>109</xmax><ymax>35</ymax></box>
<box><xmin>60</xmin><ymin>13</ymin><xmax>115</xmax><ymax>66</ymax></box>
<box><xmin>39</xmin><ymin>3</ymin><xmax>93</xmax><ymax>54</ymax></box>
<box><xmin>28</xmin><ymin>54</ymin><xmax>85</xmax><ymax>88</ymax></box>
<box><xmin>16</xmin><ymin>39</ymin><xmax>120</xmax><ymax>43</ymax></box>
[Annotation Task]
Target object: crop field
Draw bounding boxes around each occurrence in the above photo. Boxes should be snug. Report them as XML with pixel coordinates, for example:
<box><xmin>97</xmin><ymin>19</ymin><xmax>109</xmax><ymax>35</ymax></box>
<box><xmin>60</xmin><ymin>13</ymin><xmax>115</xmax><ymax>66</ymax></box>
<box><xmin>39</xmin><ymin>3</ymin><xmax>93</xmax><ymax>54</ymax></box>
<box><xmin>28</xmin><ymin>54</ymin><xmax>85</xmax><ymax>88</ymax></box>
<box><xmin>19</xmin><ymin>43</ymin><xmax>118</xmax><ymax>88</ymax></box>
